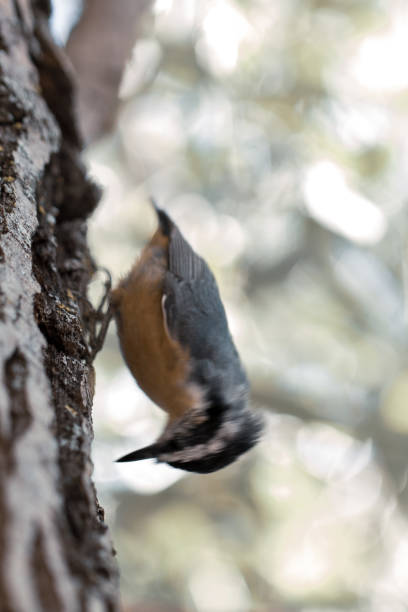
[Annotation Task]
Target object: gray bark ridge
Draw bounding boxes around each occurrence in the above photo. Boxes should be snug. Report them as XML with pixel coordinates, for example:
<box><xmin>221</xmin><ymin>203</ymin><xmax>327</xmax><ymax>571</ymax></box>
<box><xmin>0</xmin><ymin>2</ymin><xmax>118</xmax><ymax>611</ymax></box>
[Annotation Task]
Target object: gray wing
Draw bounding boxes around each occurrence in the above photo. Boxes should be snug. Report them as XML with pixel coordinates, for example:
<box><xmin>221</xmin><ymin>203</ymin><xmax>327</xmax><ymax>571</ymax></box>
<box><xmin>167</xmin><ymin>221</ymin><xmax>206</xmax><ymax>281</ymax></box>
<box><xmin>163</xmin><ymin>221</ymin><xmax>248</xmax><ymax>395</ymax></box>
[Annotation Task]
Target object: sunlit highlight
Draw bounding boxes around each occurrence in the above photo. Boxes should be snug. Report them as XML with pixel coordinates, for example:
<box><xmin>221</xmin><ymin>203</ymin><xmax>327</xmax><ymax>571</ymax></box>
<box><xmin>153</xmin><ymin>0</ymin><xmax>173</xmax><ymax>15</ymax></box>
<box><xmin>197</xmin><ymin>1</ymin><xmax>251</xmax><ymax>73</ymax></box>
<box><xmin>303</xmin><ymin>161</ymin><xmax>386</xmax><ymax>245</ymax></box>
<box><xmin>277</xmin><ymin>544</ymin><xmax>330</xmax><ymax>594</ymax></box>
<box><xmin>390</xmin><ymin>537</ymin><xmax>408</xmax><ymax>595</ymax></box>
<box><xmin>352</xmin><ymin>25</ymin><xmax>408</xmax><ymax>91</ymax></box>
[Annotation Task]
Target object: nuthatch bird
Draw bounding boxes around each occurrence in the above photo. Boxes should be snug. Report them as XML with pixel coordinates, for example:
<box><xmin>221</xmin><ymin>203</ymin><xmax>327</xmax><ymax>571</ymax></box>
<box><xmin>100</xmin><ymin>201</ymin><xmax>263</xmax><ymax>473</ymax></box>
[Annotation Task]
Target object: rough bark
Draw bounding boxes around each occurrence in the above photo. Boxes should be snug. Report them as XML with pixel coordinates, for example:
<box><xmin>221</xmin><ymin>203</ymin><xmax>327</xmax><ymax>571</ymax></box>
<box><xmin>0</xmin><ymin>1</ymin><xmax>118</xmax><ymax>610</ymax></box>
<box><xmin>66</xmin><ymin>0</ymin><xmax>152</xmax><ymax>144</ymax></box>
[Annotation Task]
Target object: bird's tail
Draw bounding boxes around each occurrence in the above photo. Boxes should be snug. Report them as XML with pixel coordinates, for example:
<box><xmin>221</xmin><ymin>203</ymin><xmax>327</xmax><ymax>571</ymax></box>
<box><xmin>150</xmin><ymin>197</ymin><xmax>173</xmax><ymax>236</ymax></box>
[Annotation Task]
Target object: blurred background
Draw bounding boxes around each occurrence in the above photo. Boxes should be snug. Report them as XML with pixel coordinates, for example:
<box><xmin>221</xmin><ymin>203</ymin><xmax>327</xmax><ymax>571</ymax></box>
<box><xmin>53</xmin><ymin>1</ymin><xmax>408</xmax><ymax>610</ymax></box>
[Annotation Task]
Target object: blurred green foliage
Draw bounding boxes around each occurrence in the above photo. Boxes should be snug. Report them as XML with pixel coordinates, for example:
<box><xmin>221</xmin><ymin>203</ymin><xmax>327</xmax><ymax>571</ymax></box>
<box><xmin>86</xmin><ymin>0</ymin><xmax>408</xmax><ymax>610</ymax></box>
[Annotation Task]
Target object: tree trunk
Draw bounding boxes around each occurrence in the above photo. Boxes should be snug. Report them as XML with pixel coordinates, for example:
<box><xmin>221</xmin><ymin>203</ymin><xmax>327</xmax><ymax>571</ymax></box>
<box><xmin>0</xmin><ymin>1</ymin><xmax>118</xmax><ymax>610</ymax></box>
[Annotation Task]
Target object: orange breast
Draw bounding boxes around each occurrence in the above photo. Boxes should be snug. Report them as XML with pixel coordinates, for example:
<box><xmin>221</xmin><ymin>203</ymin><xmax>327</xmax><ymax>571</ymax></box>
<box><xmin>111</xmin><ymin>229</ymin><xmax>203</xmax><ymax>420</ymax></box>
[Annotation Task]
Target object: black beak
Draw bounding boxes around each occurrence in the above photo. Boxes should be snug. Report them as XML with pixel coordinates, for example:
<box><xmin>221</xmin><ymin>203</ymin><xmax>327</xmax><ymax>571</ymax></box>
<box><xmin>115</xmin><ymin>443</ymin><xmax>159</xmax><ymax>463</ymax></box>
